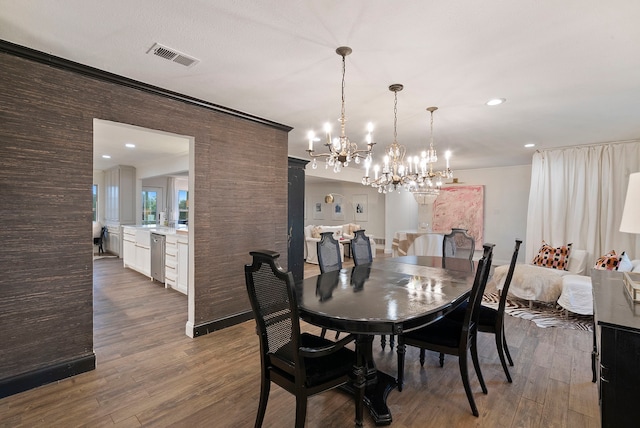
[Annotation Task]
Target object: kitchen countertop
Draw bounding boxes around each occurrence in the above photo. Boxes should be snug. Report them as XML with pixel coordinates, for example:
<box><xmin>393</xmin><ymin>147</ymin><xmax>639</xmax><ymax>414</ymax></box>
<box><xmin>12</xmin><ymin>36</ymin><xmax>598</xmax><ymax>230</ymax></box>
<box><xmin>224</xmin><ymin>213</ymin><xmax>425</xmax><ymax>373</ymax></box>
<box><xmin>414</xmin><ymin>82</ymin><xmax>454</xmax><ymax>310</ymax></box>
<box><xmin>122</xmin><ymin>225</ymin><xmax>188</xmax><ymax>236</ymax></box>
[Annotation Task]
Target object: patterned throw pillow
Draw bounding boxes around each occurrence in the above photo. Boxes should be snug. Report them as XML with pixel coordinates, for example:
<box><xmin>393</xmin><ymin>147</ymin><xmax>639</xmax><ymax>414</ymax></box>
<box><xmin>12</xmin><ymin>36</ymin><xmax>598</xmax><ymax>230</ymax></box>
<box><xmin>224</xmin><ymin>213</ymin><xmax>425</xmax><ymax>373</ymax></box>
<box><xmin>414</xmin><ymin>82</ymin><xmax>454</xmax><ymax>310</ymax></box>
<box><xmin>594</xmin><ymin>250</ymin><xmax>619</xmax><ymax>270</ymax></box>
<box><xmin>311</xmin><ymin>226</ymin><xmax>321</xmax><ymax>239</ymax></box>
<box><xmin>532</xmin><ymin>241</ymin><xmax>573</xmax><ymax>270</ymax></box>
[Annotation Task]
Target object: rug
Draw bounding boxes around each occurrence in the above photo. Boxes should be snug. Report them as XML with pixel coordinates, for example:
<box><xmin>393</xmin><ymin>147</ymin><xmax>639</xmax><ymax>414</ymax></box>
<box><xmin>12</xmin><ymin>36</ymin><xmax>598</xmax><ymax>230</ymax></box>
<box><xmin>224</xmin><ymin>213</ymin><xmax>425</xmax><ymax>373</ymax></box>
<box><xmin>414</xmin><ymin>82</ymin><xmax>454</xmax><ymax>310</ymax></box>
<box><xmin>93</xmin><ymin>254</ymin><xmax>118</xmax><ymax>261</ymax></box>
<box><xmin>482</xmin><ymin>292</ymin><xmax>594</xmax><ymax>332</ymax></box>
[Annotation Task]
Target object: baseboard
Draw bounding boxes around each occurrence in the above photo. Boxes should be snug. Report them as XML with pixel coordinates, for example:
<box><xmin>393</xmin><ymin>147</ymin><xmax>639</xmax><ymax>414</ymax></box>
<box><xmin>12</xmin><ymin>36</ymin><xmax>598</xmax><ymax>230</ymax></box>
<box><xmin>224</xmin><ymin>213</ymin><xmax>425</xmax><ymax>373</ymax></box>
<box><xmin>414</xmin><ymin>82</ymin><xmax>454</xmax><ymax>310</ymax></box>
<box><xmin>190</xmin><ymin>311</ymin><xmax>253</xmax><ymax>337</ymax></box>
<box><xmin>0</xmin><ymin>353</ymin><xmax>95</xmax><ymax>399</ymax></box>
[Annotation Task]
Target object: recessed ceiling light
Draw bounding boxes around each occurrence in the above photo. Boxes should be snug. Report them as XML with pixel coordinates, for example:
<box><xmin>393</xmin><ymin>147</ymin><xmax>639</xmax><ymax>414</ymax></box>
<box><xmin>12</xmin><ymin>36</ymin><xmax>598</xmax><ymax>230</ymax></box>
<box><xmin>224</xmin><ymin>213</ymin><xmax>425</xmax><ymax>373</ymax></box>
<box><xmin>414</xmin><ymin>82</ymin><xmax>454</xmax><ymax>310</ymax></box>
<box><xmin>524</xmin><ymin>143</ymin><xmax>535</xmax><ymax>148</ymax></box>
<box><xmin>486</xmin><ymin>98</ymin><xmax>506</xmax><ymax>106</ymax></box>
<box><xmin>125</xmin><ymin>143</ymin><xmax>136</xmax><ymax>148</ymax></box>
<box><xmin>102</xmin><ymin>154</ymin><xmax>111</xmax><ymax>159</ymax></box>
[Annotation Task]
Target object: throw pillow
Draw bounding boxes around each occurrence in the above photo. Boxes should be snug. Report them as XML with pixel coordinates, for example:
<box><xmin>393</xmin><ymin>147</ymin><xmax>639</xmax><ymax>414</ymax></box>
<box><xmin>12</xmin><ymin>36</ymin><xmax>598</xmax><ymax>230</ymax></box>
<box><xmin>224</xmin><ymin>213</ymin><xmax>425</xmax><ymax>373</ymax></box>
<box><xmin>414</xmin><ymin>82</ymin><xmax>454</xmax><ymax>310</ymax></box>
<box><xmin>532</xmin><ymin>241</ymin><xmax>572</xmax><ymax>270</ymax></box>
<box><xmin>594</xmin><ymin>250</ymin><xmax>619</xmax><ymax>270</ymax></box>
<box><xmin>618</xmin><ymin>251</ymin><xmax>633</xmax><ymax>272</ymax></box>
<box><xmin>311</xmin><ymin>226</ymin><xmax>321</xmax><ymax>239</ymax></box>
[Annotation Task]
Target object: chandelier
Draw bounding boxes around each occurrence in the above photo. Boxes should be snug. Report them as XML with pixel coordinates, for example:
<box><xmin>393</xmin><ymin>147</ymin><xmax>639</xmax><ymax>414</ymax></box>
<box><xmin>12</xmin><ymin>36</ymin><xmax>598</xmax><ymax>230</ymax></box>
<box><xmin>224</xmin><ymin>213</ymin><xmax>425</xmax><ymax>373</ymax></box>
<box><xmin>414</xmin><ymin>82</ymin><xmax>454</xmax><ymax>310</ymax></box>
<box><xmin>306</xmin><ymin>46</ymin><xmax>374</xmax><ymax>173</ymax></box>
<box><xmin>409</xmin><ymin>107</ymin><xmax>453</xmax><ymax>203</ymax></box>
<box><xmin>362</xmin><ymin>84</ymin><xmax>411</xmax><ymax>192</ymax></box>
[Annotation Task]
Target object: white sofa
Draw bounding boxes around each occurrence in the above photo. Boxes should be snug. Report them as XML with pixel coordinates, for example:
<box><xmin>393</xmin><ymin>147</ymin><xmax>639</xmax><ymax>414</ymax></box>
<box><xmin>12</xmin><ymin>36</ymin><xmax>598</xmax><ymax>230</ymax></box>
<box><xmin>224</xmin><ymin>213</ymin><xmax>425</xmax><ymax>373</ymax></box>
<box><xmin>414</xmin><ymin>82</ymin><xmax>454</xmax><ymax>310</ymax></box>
<box><xmin>304</xmin><ymin>224</ymin><xmax>375</xmax><ymax>264</ymax></box>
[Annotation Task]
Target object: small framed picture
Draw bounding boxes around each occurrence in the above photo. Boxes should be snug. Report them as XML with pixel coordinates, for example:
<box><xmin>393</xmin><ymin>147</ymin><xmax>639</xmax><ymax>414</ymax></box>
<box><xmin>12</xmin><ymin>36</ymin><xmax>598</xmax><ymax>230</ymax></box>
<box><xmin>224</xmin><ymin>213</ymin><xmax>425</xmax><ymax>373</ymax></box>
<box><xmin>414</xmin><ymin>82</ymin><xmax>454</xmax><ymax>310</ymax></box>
<box><xmin>312</xmin><ymin>199</ymin><xmax>324</xmax><ymax>220</ymax></box>
<box><xmin>353</xmin><ymin>194</ymin><xmax>368</xmax><ymax>221</ymax></box>
<box><xmin>331</xmin><ymin>195</ymin><xmax>345</xmax><ymax>221</ymax></box>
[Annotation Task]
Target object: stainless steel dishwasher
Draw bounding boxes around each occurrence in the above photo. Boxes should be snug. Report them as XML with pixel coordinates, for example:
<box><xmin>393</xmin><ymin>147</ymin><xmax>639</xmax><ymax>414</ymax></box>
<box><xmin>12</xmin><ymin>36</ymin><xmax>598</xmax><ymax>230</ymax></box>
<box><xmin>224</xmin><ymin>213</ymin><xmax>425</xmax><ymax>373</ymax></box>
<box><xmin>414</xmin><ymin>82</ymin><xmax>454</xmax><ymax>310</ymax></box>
<box><xmin>150</xmin><ymin>233</ymin><xmax>166</xmax><ymax>283</ymax></box>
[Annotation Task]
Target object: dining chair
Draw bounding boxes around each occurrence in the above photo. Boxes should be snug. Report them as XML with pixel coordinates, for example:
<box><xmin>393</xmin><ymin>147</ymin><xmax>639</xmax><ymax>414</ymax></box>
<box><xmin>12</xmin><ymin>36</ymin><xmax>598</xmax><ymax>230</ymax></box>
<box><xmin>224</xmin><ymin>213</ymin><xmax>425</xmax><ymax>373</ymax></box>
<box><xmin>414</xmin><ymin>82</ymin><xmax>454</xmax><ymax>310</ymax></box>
<box><xmin>317</xmin><ymin>232</ymin><xmax>342</xmax><ymax>273</ymax></box>
<box><xmin>444</xmin><ymin>239</ymin><xmax>522</xmax><ymax>382</ymax></box>
<box><xmin>94</xmin><ymin>226</ymin><xmax>107</xmax><ymax>255</ymax></box>
<box><xmin>351</xmin><ymin>230</ymin><xmax>394</xmax><ymax>350</ymax></box>
<box><xmin>351</xmin><ymin>230</ymin><xmax>373</xmax><ymax>266</ymax></box>
<box><xmin>442</xmin><ymin>228</ymin><xmax>475</xmax><ymax>271</ymax></box>
<box><xmin>397</xmin><ymin>243</ymin><xmax>495</xmax><ymax>417</ymax></box>
<box><xmin>244</xmin><ymin>250</ymin><xmax>359</xmax><ymax>428</ymax></box>
<box><xmin>317</xmin><ymin>232</ymin><xmax>343</xmax><ymax>339</ymax></box>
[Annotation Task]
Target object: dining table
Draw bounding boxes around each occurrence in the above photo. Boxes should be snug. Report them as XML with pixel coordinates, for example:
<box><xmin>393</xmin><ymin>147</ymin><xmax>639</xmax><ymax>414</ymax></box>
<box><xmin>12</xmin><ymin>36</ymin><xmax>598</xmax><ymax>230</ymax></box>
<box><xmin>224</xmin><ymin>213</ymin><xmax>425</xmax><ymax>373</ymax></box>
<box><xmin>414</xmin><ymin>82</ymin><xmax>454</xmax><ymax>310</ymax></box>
<box><xmin>296</xmin><ymin>256</ymin><xmax>476</xmax><ymax>426</ymax></box>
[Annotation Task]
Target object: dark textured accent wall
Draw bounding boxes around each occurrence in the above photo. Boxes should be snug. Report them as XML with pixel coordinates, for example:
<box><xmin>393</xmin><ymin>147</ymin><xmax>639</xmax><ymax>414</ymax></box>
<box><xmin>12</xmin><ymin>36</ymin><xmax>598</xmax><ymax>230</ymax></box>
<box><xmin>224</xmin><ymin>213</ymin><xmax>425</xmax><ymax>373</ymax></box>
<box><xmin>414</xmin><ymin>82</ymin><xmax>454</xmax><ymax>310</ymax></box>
<box><xmin>0</xmin><ymin>44</ymin><xmax>290</xmax><ymax>394</ymax></box>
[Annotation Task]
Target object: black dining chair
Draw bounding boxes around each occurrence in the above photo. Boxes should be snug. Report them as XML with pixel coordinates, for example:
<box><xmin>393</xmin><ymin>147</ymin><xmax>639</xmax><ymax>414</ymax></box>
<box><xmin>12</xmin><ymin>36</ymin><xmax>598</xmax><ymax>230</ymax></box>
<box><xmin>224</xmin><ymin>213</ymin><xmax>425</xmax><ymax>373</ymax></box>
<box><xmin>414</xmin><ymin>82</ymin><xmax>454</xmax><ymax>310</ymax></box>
<box><xmin>442</xmin><ymin>228</ymin><xmax>475</xmax><ymax>271</ymax></box>
<box><xmin>351</xmin><ymin>230</ymin><xmax>373</xmax><ymax>266</ymax></box>
<box><xmin>244</xmin><ymin>250</ymin><xmax>359</xmax><ymax>428</ymax></box>
<box><xmin>317</xmin><ymin>232</ymin><xmax>343</xmax><ymax>339</ymax></box>
<box><xmin>444</xmin><ymin>239</ymin><xmax>522</xmax><ymax>382</ymax></box>
<box><xmin>94</xmin><ymin>226</ymin><xmax>107</xmax><ymax>255</ymax></box>
<box><xmin>317</xmin><ymin>232</ymin><xmax>342</xmax><ymax>273</ymax></box>
<box><xmin>350</xmin><ymin>230</ymin><xmax>394</xmax><ymax>350</ymax></box>
<box><xmin>397</xmin><ymin>243</ymin><xmax>495</xmax><ymax>417</ymax></box>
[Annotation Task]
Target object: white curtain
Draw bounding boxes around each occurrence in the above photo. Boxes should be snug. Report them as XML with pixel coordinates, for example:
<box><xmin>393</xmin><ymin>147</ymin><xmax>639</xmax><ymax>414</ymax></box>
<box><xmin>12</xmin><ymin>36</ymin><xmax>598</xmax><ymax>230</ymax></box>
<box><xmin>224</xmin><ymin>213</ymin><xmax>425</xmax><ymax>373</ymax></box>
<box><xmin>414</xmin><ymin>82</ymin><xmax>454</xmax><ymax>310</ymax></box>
<box><xmin>525</xmin><ymin>141</ymin><xmax>640</xmax><ymax>263</ymax></box>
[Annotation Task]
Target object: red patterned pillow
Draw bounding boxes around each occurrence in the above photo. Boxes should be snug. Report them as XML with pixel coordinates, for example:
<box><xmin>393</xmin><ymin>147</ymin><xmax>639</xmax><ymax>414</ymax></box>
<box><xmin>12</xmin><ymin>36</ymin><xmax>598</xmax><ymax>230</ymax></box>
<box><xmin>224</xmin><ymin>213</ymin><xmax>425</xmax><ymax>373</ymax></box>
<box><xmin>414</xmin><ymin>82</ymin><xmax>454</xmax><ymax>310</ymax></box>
<box><xmin>532</xmin><ymin>241</ymin><xmax>572</xmax><ymax>270</ymax></box>
<box><xmin>594</xmin><ymin>250</ymin><xmax>620</xmax><ymax>271</ymax></box>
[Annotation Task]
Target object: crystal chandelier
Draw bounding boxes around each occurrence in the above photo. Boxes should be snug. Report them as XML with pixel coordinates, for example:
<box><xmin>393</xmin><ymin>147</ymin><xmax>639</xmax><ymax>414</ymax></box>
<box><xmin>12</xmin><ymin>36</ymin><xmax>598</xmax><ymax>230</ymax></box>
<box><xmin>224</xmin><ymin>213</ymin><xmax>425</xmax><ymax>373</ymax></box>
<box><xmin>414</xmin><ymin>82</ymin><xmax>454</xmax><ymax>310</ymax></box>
<box><xmin>306</xmin><ymin>46</ymin><xmax>375</xmax><ymax>173</ymax></box>
<box><xmin>408</xmin><ymin>107</ymin><xmax>453</xmax><ymax>203</ymax></box>
<box><xmin>362</xmin><ymin>84</ymin><xmax>411</xmax><ymax>192</ymax></box>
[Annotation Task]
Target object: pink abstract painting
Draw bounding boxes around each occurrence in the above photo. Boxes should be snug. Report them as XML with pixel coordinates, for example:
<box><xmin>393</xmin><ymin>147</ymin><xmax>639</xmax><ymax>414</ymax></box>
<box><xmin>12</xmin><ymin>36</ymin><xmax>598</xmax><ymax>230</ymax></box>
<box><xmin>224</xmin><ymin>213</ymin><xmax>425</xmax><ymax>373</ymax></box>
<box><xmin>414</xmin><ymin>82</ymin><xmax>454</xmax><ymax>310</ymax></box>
<box><xmin>432</xmin><ymin>185</ymin><xmax>484</xmax><ymax>250</ymax></box>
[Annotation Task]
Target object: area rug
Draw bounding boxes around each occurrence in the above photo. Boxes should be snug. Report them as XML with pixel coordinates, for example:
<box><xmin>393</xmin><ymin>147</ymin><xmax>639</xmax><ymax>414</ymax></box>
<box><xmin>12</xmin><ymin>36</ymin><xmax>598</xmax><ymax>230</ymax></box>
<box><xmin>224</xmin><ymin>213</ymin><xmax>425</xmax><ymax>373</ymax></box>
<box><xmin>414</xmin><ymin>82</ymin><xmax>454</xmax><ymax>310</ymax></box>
<box><xmin>482</xmin><ymin>292</ymin><xmax>594</xmax><ymax>332</ymax></box>
<box><xmin>93</xmin><ymin>254</ymin><xmax>118</xmax><ymax>261</ymax></box>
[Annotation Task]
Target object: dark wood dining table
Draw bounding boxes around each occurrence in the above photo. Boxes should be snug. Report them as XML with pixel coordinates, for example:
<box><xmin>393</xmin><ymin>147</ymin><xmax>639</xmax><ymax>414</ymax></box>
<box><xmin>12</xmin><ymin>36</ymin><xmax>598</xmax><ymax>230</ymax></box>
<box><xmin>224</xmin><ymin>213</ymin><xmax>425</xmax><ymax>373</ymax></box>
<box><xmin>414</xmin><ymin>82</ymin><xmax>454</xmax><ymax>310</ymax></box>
<box><xmin>296</xmin><ymin>256</ymin><xmax>476</xmax><ymax>426</ymax></box>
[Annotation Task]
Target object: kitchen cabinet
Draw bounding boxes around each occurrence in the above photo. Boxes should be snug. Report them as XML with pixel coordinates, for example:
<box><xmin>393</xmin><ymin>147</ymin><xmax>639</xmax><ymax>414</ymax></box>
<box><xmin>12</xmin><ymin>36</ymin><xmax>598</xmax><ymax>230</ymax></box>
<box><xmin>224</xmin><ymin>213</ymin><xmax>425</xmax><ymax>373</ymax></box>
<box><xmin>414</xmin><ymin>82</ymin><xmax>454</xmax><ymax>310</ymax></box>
<box><xmin>176</xmin><ymin>237</ymin><xmax>188</xmax><ymax>295</ymax></box>
<box><xmin>104</xmin><ymin>165</ymin><xmax>136</xmax><ymax>225</ymax></box>
<box><xmin>592</xmin><ymin>269</ymin><xmax>640</xmax><ymax>428</ymax></box>
<box><xmin>135</xmin><ymin>230</ymin><xmax>151</xmax><ymax>278</ymax></box>
<box><xmin>165</xmin><ymin>234</ymin><xmax>178</xmax><ymax>290</ymax></box>
<box><xmin>122</xmin><ymin>227</ymin><xmax>136</xmax><ymax>268</ymax></box>
<box><xmin>122</xmin><ymin>226</ymin><xmax>151</xmax><ymax>279</ymax></box>
<box><xmin>105</xmin><ymin>225</ymin><xmax>121</xmax><ymax>256</ymax></box>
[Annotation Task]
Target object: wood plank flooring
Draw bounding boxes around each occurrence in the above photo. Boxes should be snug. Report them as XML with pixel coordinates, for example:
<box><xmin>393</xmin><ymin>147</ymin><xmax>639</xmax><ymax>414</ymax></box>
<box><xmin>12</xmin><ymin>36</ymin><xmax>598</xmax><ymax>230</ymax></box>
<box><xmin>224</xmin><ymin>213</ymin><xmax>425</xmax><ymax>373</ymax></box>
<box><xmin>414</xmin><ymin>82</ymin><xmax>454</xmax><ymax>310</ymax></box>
<box><xmin>0</xmin><ymin>255</ymin><xmax>599</xmax><ymax>427</ymax></box>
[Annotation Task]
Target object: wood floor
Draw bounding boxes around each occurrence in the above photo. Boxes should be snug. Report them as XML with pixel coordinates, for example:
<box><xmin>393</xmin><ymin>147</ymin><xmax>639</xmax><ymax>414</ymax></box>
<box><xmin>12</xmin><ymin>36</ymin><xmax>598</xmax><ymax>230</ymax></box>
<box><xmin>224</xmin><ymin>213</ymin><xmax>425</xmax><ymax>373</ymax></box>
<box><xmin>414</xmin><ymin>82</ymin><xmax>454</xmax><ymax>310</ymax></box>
<box><xmin>0</xmin><ymin>255</ymin><xmax>599</xmax><ymax>427</ymax></box>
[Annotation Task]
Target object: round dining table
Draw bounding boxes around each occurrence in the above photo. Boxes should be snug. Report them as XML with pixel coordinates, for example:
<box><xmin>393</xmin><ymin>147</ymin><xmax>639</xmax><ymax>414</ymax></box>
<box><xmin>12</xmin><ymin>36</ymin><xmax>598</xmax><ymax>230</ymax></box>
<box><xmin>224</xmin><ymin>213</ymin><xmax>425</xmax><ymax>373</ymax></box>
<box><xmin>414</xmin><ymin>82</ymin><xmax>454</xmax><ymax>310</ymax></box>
<box><xmin>296</xmin><ymin>256</ymin><xmax>476</xmax><ymax>426</ymax></box>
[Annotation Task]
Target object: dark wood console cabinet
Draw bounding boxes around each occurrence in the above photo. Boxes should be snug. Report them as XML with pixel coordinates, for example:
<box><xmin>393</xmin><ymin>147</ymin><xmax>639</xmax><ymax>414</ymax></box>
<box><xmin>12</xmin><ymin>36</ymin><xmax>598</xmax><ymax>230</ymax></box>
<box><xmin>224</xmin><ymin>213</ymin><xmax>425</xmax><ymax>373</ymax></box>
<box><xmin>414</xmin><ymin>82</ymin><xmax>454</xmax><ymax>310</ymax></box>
<box><xmin>592</xmin><ymin>269</ymin><xmax>640</xmax><ymax>428</ymax></box>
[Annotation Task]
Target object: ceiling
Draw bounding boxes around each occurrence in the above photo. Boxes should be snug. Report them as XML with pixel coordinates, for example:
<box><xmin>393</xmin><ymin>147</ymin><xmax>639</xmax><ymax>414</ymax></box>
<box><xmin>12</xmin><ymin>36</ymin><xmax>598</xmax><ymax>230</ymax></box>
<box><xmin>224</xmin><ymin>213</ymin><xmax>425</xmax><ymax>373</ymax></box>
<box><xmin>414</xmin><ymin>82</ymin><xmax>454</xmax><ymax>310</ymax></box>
<box><xmin>93</xmin><ymin>120</ymin><xmax>189</xmax><ymax>171</ymax></box>
<box><xmin>2</xmin><ymin>1</ymin><xmax>640</xmax><ymax>172</ymax></box>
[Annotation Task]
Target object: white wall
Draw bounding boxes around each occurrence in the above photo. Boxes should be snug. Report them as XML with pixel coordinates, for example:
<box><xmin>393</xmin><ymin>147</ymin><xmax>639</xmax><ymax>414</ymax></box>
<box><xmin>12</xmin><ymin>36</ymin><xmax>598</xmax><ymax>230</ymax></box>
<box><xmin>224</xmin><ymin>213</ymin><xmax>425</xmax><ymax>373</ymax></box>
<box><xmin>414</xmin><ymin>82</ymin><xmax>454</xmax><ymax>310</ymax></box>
<box><xmin>307</xmin><ymin>163</ymin><xmax>532</xmax><ymax>265</ymax></box>
<box><xmin>305</xmin><ymin>180</ymin><xmax>386</xmax><ymax>241</ymax></box>
<box><xmin>453</xmin><ymin>165</ymin><xmax>531</xmax><ymax>265</ymax></box>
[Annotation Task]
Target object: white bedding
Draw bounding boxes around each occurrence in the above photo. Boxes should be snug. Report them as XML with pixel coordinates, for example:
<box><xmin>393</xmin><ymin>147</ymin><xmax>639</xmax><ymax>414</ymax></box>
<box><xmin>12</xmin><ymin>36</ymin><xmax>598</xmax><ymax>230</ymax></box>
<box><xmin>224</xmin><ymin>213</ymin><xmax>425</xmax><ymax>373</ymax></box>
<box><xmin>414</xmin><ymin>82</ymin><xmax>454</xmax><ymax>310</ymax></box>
<box><xmin>491</xmin><ymin>264</ymin><xmax>573</xmax><ymax>302</ymax></box>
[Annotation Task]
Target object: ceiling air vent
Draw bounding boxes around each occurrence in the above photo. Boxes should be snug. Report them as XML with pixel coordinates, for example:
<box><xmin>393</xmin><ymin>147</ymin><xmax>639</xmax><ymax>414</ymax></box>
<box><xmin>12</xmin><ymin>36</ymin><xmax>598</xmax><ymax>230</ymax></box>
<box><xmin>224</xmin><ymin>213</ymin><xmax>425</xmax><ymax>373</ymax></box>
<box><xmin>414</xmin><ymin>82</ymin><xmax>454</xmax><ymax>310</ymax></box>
<box><xmin>146</xmin><ymin>43</ymin><xmax>199</xmax><ymax>68</ymax></box>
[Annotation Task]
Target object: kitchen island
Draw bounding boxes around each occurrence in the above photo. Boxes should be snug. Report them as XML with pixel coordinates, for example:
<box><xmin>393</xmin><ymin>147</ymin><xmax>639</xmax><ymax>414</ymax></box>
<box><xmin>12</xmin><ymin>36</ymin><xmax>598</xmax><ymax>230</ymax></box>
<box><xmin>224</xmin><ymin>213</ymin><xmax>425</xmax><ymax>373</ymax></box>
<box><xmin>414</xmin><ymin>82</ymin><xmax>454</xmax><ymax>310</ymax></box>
<box><xmin>122</xmin><ymin>225</ymin><xmax>188</xmax><ymax>295</ymax></box>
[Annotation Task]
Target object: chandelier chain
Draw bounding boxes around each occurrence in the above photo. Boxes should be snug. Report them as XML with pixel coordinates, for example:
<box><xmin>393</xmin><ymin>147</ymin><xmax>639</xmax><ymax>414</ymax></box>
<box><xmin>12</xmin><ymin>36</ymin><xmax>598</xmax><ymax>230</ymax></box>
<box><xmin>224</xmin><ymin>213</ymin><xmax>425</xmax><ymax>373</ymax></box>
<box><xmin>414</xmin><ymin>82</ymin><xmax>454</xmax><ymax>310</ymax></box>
<box><xmin>393</xmin><ymin>90</ymin><xmax>398</xmax><ymax>142</ymax></box>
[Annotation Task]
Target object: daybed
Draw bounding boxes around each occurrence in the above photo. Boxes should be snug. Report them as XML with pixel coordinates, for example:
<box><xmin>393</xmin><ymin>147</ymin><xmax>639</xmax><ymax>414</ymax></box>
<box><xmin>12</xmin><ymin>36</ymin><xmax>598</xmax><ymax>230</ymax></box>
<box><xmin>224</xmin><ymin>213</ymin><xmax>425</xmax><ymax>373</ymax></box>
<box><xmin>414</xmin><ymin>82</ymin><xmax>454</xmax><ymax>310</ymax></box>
<box><xmin>491</xmin><ymin>249</ymin><xmax>589</xmax><ymax>303</ymax></box>
<box><xmin>492</xmin><ymin>246</ymin><xmax>640</xmax><ymax>315</ymax></box>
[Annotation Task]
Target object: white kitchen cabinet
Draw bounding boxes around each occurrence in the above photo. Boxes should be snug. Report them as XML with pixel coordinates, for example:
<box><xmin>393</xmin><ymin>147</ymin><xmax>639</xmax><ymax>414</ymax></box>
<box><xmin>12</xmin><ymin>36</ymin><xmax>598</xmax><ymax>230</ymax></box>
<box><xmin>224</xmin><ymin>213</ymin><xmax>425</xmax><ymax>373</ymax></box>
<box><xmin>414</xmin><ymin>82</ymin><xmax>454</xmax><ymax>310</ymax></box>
<box><xmin>135</xmin><ymin>230</ymin><xmax>151</xmax><ymax>278</ymax></box>
<box><xmin>176</xmin><ymin>237</ymin><xmax>189</xmax><ymax>295</ymax></box>
<box><xmin>104</xmin><ymin>165</ymin><xmax>136</xmax><ymax>225</ymax></box>
<box><xmin>105</xmin><ymin>225</ymin><xmax>121</xmax><ymax>256</ymax></box>
<box><xmin>122</xmin><ymin>227</ymin><xmax>136</xmax><ymax>269</ymax></box>
<box><xmin>165</xmin><ymin>234</ymin><xmax>178</xmax><ymax>290</ymax></box>
<box><xmin>122</xmin><ymin>226</ymin><xmax>151</xmax><ymax>279</ymax></box>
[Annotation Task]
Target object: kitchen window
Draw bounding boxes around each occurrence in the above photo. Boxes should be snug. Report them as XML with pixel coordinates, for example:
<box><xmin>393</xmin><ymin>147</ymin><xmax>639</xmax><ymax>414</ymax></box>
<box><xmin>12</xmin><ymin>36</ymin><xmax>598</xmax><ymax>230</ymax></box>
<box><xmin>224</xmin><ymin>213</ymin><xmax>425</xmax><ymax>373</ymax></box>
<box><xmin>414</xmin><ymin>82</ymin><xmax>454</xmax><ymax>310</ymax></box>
<box><xmin>142</xmin><ymin>190</ymin><xmax>158</xmax><ymax>225</ymax></box>
<box><xmin>178</xmin><ymin>190</ymin><xmax>188</xmax><ymax>224</ymax></box>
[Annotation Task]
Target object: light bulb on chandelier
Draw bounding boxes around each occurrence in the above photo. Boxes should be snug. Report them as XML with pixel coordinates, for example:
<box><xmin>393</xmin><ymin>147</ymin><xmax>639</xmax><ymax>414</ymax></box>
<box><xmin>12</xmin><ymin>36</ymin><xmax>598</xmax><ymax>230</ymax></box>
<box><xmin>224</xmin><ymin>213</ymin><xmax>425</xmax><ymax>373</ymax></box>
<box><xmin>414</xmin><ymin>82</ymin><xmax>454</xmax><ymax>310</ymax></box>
<box><xmin>306</xmin><ymin>47</ymin><xmax>375</xmax><ymax>173</ymax></box>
